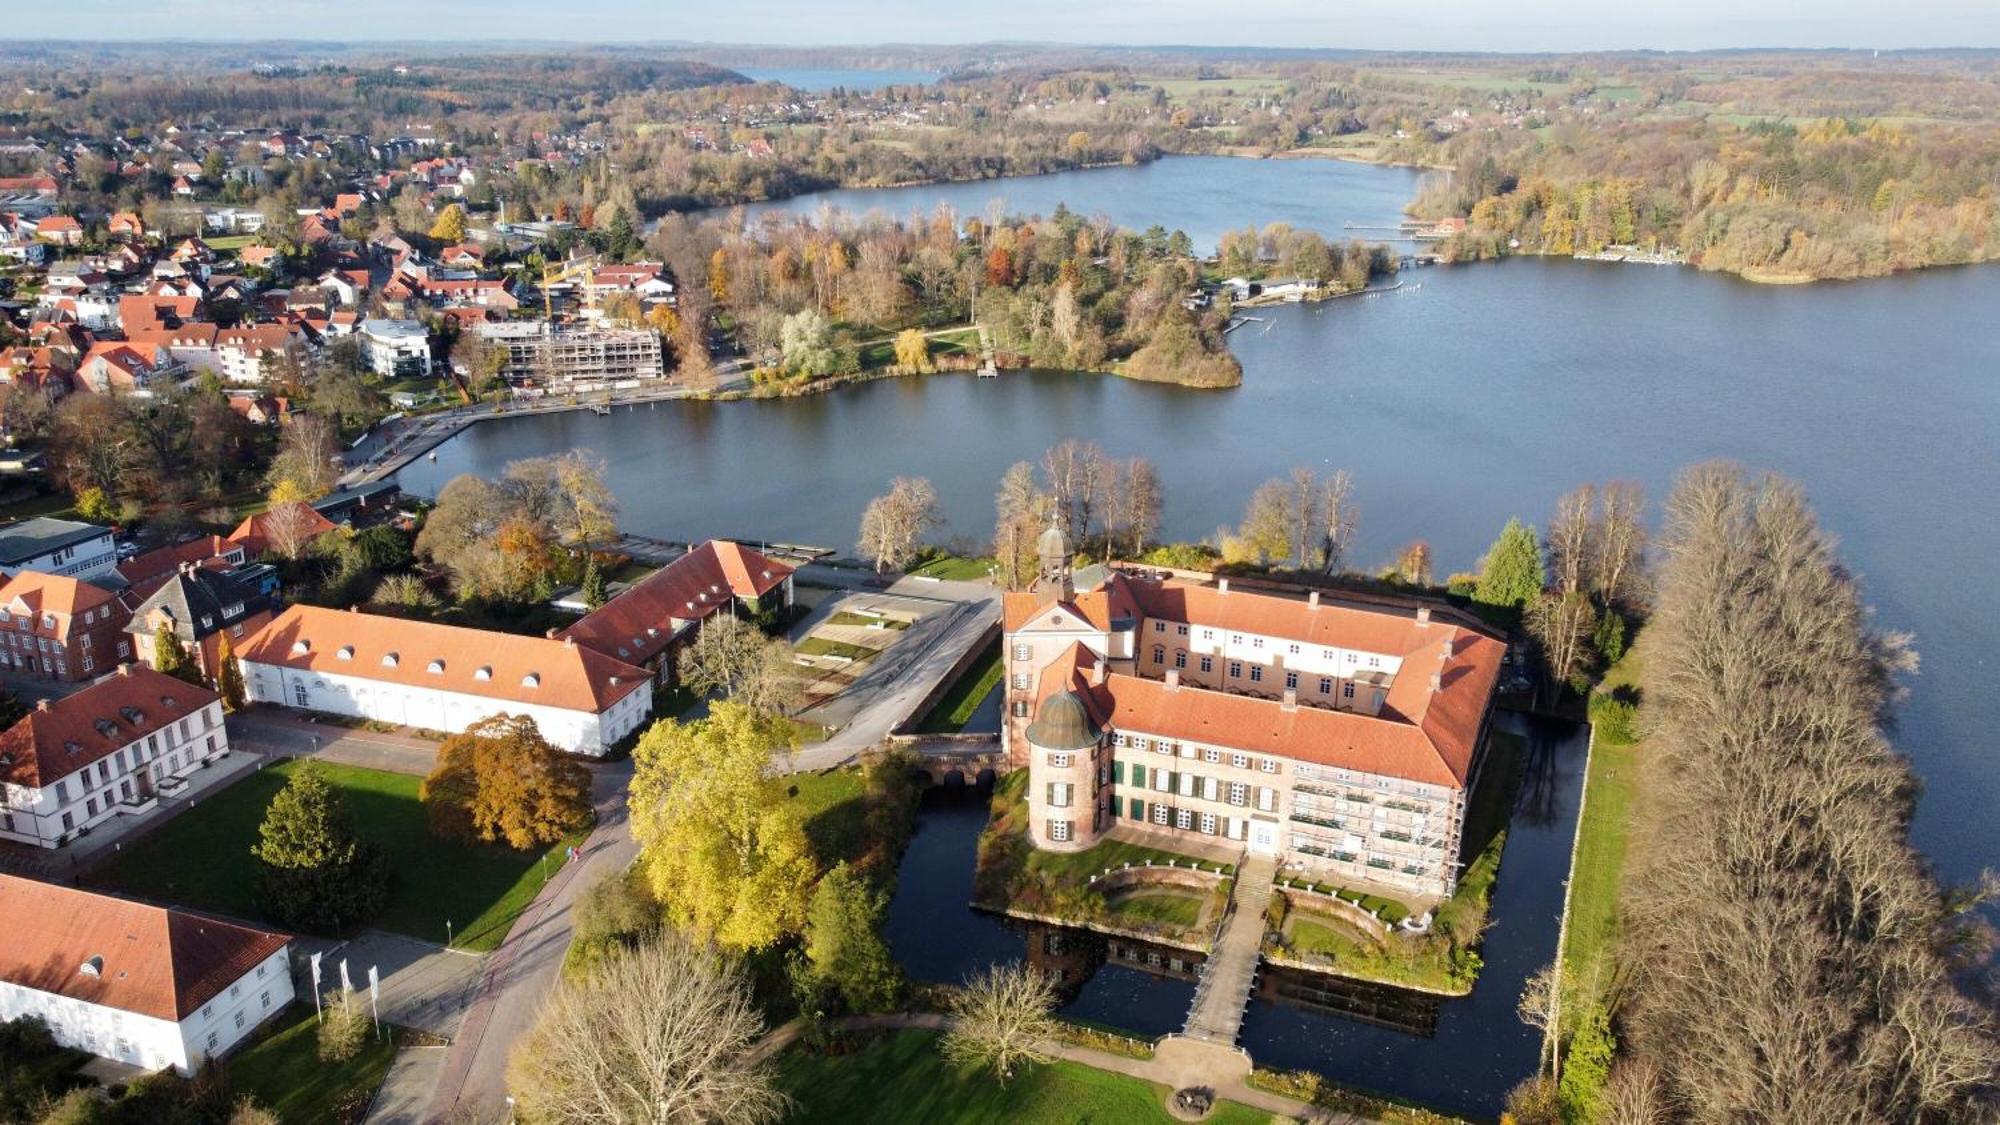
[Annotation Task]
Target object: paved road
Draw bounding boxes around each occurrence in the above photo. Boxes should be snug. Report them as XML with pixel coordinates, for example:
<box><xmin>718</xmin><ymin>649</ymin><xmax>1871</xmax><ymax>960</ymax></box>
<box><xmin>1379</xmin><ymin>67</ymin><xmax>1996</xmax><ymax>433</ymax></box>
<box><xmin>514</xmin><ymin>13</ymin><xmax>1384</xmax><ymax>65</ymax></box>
<box><xmin>423</xmin><ymin>759</ymin><xmax>636</xmax><ymax>1124</ymax></box>
<box><xmin>229</xmin><ymin>711</ymin><xmax>441</xmax><ymax>777</ymax></box>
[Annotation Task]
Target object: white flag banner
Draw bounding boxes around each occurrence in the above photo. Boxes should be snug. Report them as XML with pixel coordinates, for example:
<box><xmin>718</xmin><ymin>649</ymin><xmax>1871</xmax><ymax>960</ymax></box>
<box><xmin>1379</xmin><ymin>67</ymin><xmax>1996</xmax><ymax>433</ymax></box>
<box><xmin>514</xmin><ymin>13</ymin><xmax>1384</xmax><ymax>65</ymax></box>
<box><xmin>367</xmin><ymin>965</ymin><xmax>381</xmax><ymax>1027</ymax></box>
<box><xmin>339</xmin><ymin>958</ymin><xmax>352</xmax><ymax>995</ymax></box>
<box><xmin>309</xmin><ymin>952</ymin><xmax>322</xmax><ymax>993</ymax></box>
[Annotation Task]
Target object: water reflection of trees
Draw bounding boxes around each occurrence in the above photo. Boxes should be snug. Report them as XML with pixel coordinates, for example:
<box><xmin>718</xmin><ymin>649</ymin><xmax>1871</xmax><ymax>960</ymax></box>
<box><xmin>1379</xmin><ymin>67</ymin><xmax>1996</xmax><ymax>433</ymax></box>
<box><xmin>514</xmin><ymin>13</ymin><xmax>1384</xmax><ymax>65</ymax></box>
<box><xmin>1512</xmin><ymin>717</ymin><xmax>1572</xmax><ymax>830</ymax></box>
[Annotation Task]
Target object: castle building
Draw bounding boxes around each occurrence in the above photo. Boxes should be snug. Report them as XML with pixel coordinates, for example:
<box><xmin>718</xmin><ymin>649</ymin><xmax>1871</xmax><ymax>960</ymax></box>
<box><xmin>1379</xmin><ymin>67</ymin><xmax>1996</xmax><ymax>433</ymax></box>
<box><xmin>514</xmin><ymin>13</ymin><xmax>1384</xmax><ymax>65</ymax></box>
<box><xmin>1003</xmin><ymin>527</ymin><xmax>1505</xmax><ymax>902</ymax></box>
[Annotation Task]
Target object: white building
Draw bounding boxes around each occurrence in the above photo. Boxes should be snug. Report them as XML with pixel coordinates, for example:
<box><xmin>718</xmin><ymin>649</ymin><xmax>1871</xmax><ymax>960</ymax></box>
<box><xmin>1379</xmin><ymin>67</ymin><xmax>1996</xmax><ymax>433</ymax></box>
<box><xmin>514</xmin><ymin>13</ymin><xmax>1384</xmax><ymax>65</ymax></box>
<box><xmin>237</xmin><ymin>605</ymin><xmax>654</xmax><ymax>755</ymax></box>
<box><xmin>0</xmin><ymin>874</ymin><xmax>292</xmax><ymax>1075</ymax></box>
<box><xmin>0</xmin><ymin>666</ymin><xmax>228</xmax><ymax>848</ymax></box>
<box><xmin>0</xmin><ymin>517</ymin><xmax>118</xmax><ymax>583</ymax></box>
<box><xmin>358</xmin><ymin>319</ymin><xmax>431</xmax><ymax>379</ymax></box>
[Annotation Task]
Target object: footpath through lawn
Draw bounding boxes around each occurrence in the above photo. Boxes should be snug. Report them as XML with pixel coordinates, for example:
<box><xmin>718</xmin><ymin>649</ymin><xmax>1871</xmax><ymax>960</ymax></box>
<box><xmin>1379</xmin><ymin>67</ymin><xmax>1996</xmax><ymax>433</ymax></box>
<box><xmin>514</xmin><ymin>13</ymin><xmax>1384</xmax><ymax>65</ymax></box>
<box><xmin>89</xmin><ymin>759</ymin><xmax>571</xmax><ymax>951</ymax></box>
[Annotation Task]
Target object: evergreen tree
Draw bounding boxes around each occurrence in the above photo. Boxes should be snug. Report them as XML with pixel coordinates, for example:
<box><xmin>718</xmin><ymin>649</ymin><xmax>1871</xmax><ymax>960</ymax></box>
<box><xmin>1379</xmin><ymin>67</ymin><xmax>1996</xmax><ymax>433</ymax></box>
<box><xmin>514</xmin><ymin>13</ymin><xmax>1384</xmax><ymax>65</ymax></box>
<box><xmin>252</xmin><ymin>763</ymin><xmax>388</xmax><ymax>934</ymax></box>
<box><xmin>1474</xmin><ymin>518</ymin><xmax>1547</xmax><ymax>613</ymax></box>
<box><xmin>580</xmin><ymin>556</ymin><xmax>608</xmax><ymax>611</ymax></box>
<box><xmin>215</xmin><ymin>632</ymin><xmax>247</xmax><ymax>712</ymax></box>
<box><xmin>151</xmin><ymin>622</ymin><xmax>205</xmax><ymax>687</ymax></box>
<box><xmin>802</xmin><ymin>862</ymin><xmax>900</xmax><ymax>1013</ymax></box>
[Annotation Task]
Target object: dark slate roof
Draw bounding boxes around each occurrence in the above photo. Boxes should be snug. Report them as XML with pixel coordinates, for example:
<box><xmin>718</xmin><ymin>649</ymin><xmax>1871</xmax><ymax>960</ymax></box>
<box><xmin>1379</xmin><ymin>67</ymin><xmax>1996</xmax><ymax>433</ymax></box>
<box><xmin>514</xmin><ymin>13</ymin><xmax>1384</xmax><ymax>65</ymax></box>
<box><xmin>0</xmin><ymin>517</ymin><xmax>111</xmax><ymax>566</ymax></box>
<box><xmin>123</xmin><ymin>566</ymin><xmax>271</xmax><ymax>643</ymax></box>
<box><xmin>309</xmin><ymin>479</ymin><xmax>399</xmax><ymax>515</ymax></box>
<box><xmin>1025</xmin><ymin>690</ymin><xmax>1100</xmax><ymax>752</ymax></box>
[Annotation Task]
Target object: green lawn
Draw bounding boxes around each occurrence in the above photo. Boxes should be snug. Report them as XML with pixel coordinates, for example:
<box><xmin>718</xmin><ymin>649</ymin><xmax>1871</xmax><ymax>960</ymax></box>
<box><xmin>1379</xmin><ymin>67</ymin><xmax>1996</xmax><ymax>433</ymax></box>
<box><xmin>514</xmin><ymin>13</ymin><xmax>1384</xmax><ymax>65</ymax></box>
<box><xmin>1287</xmin><ymin>914</ymin><xmax>1373</xmax><ymax>959</ymax></box>
<box><xmin>795</xmin><ymin>636</ymin><xmax>879</xmax><ymax>661</ymax></box>
<box><xmin>774</xmin><ymin>1029</ymin><xmax>1274</xmax><ymax>1125</ymax></box>
<box><xmin>907</xmin><ymin>554</ymin><xmax>996</xmax><ymax>582</ymax></box>
<box><xmin>915</xmin><ymin>640</ymin><xmax>1002</xmax><ymax>733</ymax></box>
<box><xmin>90</xmin><ymin>760</ymin><xmax>571</xmax><ymax>951</ymax></box>
<box><xmin>226</xmin><ymin>1005</ymin><xmax>397</xmax><ymax>1125</ymax></box>
<box><xmin>1108</xmin><ymin>891</ymin><xmax>1204</xmax><ymax>929</ymax></box>
<box><xmin>208</xmin><ymin>234</ymin><xmax>262</xmax><ymax>252</ymax></box>
<box><xmin>1566</xmin><ymin>648</ymin><xmax>1646</xmax><ymax>980</ymax></box>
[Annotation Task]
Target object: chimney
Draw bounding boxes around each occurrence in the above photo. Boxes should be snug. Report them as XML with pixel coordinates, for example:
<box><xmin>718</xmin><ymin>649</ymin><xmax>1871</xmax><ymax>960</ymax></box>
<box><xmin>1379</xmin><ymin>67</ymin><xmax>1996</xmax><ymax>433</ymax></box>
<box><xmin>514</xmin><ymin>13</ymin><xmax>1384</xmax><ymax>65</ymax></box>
<box><xmin>349</xmin><ymin>605</ymin><xmax>360</xmax><ymax>613</ymax></box>
<box><xmin>1217</xmin><ymin>578</ymin><xmax>1229</xmax><ymax>595</ymax></box>
<box><xmin>1429</xmin><ymin>672</ymin><xmax>1442</xmax><ymax>692</ymax></box>
<box><xmin>563</xmin><ymin>635</ymin><xmax>576</xmax><ymax>648</ymax></box>
<box><xmin>1165</xmin><ymin>669</ymin><xmax>1181</xmax><ymax>691</ymax></box>
<box><xmin>1416</xmin><ymin>605</ymin><xmax>1431</xmax><ymax>626</ymax></box>
<box><xmin>1281</xmin><ymin>687</ymin><xmax>1298</xmax><ymax>712</ymax></box>
<box><xmin>35</xmin><ymin>697</ymin><xmax>51</xmax><ymax>712</ymax></box>
<box><xmin>1308</xmin><ymin>590</ymin><xmax>1320</xmax><ymax>609</ymax></box>
<box><xmin>545</xmin><ymin>628</ymin><xmax>559</xmax><ymax>639</ymax></box>
<box><xmin>117</xmin><ymin>663</ymin><xmax>131</xmax><ymax>678</ymax></box>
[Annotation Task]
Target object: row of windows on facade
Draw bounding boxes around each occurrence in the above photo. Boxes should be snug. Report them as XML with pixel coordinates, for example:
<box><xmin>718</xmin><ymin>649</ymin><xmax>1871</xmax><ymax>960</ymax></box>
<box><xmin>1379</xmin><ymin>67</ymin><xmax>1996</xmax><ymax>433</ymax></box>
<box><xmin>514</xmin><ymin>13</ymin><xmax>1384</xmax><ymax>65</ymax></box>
<box><xmin>3</xmin><ymin>602</ymin><xmax>117</xmax><ymax>629</ymax></box>
<box><xmin>47</xmin><ymin>714</ymin><xmax>213</xmax><ymax>804</ymax></box>
<box><xmin>1011</xmin><ymin>656</ymin><xmax>1377</xmax><ymax>702</ymax></box>
<box><xmin>1049</xmin><ymin>765</ymin><xmax>1281</xmax><ymax>810</ymax></box>
<box><xmin>1015</xmin><ymin>632</ymin><xmax>1388</xmax><ymax>667</ymax></box>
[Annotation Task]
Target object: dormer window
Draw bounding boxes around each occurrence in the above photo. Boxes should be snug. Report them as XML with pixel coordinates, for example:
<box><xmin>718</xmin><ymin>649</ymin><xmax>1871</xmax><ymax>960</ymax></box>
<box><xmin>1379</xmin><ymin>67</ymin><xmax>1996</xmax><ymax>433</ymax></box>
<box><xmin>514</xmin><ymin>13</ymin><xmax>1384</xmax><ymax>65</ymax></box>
<box><xmin>95</xmin><ymin>719</ymin><xmax>117</xmax><ymax>737</ymax></box>
<box><xmin>79</xmin><ymin>956</ymin><xmax>103</xmax><ymax>978</ymax></box>
<box><xmin>292</xmin><ymin>640</ymin><xmax>311</xmax><ymax>654</ymax></box>
<box><xmin>426</xmin><ymin>659</ymin><xmax>445</xmax><ymax>674</ymax></box>
<box><xmin>337</xmin><ymin>646</ymin><xmax>354</xmax><ymax>660</ymax></box>
<box><xmin>199</xmin><ymin>616</ymin><xmax>214</xmax><ymax>629</ymax></box>
<box><xmin>473</xmin><ymin>666</ymin><xmax>491</xmax><ymax>681</ymax></box>
<box><xmin>520</xmin><ymin>672</ymin><xmax>540</xmax><ymax>688</ymax></box>
<box><xmin>119</xmin><ymin>707</ymin><xmax>143</xmax><ymax>724</ymax></box>
<box><xmin>381</xmin><ymin>652</ymin><xmax>399</xmax><ymax>667</ymax></box>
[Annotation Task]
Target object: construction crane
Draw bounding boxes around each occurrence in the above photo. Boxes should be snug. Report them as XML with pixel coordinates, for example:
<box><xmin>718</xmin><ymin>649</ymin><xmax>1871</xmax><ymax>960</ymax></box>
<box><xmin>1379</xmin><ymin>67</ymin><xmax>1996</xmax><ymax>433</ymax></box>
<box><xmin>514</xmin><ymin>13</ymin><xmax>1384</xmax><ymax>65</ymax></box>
<box><xmin>540</xmin><ymin>253</ymin><xmax>602</xmax><ymax>323</ymax></box>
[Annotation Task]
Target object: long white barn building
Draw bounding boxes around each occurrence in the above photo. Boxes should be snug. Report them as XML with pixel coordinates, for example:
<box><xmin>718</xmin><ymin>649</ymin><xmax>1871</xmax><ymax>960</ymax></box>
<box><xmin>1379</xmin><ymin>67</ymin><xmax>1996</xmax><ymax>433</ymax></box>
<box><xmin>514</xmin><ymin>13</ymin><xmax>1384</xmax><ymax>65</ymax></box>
<box><xmin>236</xmin><ymin>605</ymin><xmax>654</xmax><ymax>755</ymax></box>
<box><xmin>0</xmin><ymin>874</ymin><xmax>293</xmax><ymax>1075</ymax></box>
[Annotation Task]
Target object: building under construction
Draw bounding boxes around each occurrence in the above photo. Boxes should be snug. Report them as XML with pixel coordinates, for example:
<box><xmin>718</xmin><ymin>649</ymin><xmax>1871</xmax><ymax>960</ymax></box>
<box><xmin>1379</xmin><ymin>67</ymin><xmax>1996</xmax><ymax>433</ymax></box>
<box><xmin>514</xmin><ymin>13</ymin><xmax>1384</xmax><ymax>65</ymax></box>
<box><xmin>474</xmin><ymin>320</ymin><xmax>667</xmax><ymax>388</ymax></box>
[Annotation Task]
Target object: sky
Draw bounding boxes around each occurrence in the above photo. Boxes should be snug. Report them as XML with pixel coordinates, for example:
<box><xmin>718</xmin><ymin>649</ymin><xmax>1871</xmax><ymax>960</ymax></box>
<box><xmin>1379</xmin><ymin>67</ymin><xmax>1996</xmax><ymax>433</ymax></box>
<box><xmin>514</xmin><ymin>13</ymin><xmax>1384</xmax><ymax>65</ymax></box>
<box><xmin>13</xmin><ymin>0</ymin><xmax>2000</xmax><ymax>52</ymax></box>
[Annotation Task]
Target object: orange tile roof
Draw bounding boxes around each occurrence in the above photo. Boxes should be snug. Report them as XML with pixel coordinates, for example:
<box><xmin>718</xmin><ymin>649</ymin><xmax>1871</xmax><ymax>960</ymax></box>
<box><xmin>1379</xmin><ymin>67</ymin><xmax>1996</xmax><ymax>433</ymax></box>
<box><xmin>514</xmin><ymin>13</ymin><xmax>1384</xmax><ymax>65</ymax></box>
<box><xmin>0</xmin><ymin>571</ymin><xmax>120</xmax><ymax>639</ymax></box>
<box><xmin>239</xmin><ymin>605</ymin><xmax>650</xmax><ymax>715</ymax></box>
<box><xmin>0</xmin><ymin>665</ymin><xmax>220</xmax><ymax>790</ymax></box>
<box><xmin>228</xmin><ymin>502</ymin><xmax>337</xmax><ymax>555</ymax></box>
<box><xmin>560</xmin><ymin>540</ymin><xmax>792</xmax><ymax>667</ymax></box>
<box><xmin>0</xmin><ymin>874</ymin><xmax>288</xmax><ymax>1021</ymax></box>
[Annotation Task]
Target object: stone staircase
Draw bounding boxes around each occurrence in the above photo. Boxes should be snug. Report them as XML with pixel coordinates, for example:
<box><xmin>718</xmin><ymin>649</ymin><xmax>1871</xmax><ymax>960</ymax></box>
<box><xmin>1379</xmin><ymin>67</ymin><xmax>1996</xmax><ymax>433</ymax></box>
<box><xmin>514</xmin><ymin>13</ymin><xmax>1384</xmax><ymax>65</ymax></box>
<box><xmin>1182</xmin><ymin>854</ymin><xmax>1276</xmax><ymax>1045</ymax></box>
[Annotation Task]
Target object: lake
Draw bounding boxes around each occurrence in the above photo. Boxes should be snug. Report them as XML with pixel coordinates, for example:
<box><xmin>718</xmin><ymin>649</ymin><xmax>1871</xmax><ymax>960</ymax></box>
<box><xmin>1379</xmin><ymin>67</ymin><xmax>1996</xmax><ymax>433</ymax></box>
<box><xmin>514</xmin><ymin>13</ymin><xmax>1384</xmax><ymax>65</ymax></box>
<box><xmin>400</xmin><ymin>154</ymin><xmax>2000</xmax><ymax>1101</ymax></box>
<box><xmin>732</xmin><ymin>154</ymin><xmax>1425</xmax><ymax>255</ymax></box>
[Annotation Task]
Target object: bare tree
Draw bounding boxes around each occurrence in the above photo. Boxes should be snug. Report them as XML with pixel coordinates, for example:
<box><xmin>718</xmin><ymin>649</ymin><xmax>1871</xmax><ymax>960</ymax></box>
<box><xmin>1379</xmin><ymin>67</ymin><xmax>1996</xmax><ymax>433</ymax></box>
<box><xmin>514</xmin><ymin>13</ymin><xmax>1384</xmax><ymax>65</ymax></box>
<box><xmin>1318</xmin><ymin>469</ymin><xmax>1358</xmax><ymax>574</ymax></box>
<box><xmin>262</xmin><ymin>501</ymin><xmax>322</xmax><ymax>561</ymax></box>
<box><xmin>1524</xmin><ymin>589</ymin><xmax>1594</xmax><ymax>704</ymax></box>
<box><xmin>1547</xmin><ymin>483</ymin><xmax>1596</xmax><ymax>596</ymax></box>
<box><xmin>1517</xmin><ymin>959</ymin><xmax>1563</xmax><ymax>1082</ymax></box>
<box><xmin>941</xmin><ymin>963</ymin><xmax>1061</xmax><ymax>1085</ymax></box>
<box><xmin>1121</xmin><ymin>457</ymin><xmax>1163</xmax><ymax>559</ymax></box>
<box><xmin>1593</xmin><ymin>480</ymin><xmax>1647</xmax><ymax>608</ymax></box>
<box><xmin>510</xmin><ymin>935</ymin><xmax>788</xmax><ymax>1125</ymax></box>
<box><xmin>678</xmin><ymin>614</ymin><xmax>801</xmax><ymax>717</ymax></box>
<box><xmin>265</xmin><ymin>413</ymin><xmax>339</xmax><ymax>501</ymax></box>
<box><xmin>1619</xmin><ymin>463</ymin><xmax>1999</xmax><ymax>1123</ymax></box>
<box><xmin>993</xmin><ymin>461</ymin><xmax>1044</xmax><ymax>590</ymax></box>
<box><xmin>857</xmin><ymin>476</ymin><xmax>942</xmax><ymax>573</ymax></box>
<box><xmin>1284</xmin><ymin>467</ymin><xmax>1324</xmax><ymax>569</ymax></box>
<box><xmin>1039</xmin><ymin>439</ymin><xmax>1105</xmax><ymax>548</ymax></box>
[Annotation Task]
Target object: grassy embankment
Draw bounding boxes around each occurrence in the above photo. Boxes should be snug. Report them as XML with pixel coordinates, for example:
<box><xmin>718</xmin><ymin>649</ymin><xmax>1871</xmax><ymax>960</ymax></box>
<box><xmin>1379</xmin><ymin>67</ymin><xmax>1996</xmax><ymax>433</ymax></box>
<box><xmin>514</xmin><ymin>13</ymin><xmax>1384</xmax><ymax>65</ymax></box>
<box><xmin>90</xmin><ymin>760</ymin><xmax>571</xmax><ymax>952</ymax></box>
<box><xmin>914</xmin><ymin>640</ymin><xmax>1002</xmax><ymax>734</ymax></box>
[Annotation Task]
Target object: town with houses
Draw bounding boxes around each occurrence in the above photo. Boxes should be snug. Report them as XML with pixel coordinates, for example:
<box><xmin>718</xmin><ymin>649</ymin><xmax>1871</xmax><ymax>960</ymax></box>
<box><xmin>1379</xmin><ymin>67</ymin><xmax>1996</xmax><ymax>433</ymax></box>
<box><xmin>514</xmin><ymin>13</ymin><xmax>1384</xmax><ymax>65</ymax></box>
<box><xmin>0</xmin><ymin>28</ymin><xmax>1988</xmax><ymax>1125</ymax></box>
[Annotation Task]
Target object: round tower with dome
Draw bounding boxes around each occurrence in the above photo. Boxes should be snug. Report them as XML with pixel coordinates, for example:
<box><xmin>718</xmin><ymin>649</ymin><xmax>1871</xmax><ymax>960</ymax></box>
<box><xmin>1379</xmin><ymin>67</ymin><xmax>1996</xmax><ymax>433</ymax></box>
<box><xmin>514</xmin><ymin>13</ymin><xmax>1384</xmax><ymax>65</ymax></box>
<box><xmin>1023</xmin><ymin>687</ymin><xmax>1104</xmax><ymax>851</ymax></box>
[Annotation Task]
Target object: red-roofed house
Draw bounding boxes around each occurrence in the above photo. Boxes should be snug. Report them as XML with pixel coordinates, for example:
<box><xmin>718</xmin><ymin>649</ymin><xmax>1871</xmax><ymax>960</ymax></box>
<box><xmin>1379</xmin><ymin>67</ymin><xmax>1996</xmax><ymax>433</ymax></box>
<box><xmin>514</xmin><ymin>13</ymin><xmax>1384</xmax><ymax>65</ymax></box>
<box><xmin>75</xmin><ymin>342</ymin><xmax>186</xmax><ymax>395</ymax></box>
<box><xmin>0</xmin><ymin>665</ymin><xmax>226</xmax><ymax>849</ymax></box>
<box><xmin>560</xmin><ymin>540</ymin><xmax>794</xmax><ymax>680</ymax></box>
<box><xmin>34</xmin><ymin>215</ymin><xmax>84</xmax><ymax>247</ymax></box>
<box><xmin>107</xmin><ymin>211</ymin><xmax>147</xmax><ymax>240</ymax></box>
<box><xmin>228</xmin><ymin>502</ymin><xmax>337</xmax><ymax>558</ymax></box>
<box><xmin>1003</xmin><ymin>531</ymin><xmax>1504</xmax><ymax>902</ymax></box>
<box><xmin>0</xmin><ymin>570</ymin><xmax>135</xmax><ymax>682</ymax></box>
<box><xmin>237</xmin><ymin>605</ymin><xmax>653</xmax><ymax>754</ymax></box>
<box><xmin>0</xmin><ymin>873</ymin><xmax>290</xmax><ymax>1073</ymax></box>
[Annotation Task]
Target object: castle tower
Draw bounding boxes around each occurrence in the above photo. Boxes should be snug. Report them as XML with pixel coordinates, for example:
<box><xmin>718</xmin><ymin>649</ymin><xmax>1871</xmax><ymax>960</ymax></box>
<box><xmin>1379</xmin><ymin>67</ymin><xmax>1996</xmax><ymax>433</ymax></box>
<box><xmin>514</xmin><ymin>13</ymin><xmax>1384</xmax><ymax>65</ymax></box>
<box><xmin>1024</xmin><ymin>689</ymin><xmax>1103</xmax><ymax>852</ymax></box>
<box><xmin>1035</xmin><ymin>520</ymin><xmax>1073</xmax><ymax>603</ymax></box>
